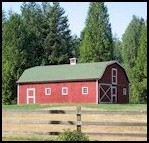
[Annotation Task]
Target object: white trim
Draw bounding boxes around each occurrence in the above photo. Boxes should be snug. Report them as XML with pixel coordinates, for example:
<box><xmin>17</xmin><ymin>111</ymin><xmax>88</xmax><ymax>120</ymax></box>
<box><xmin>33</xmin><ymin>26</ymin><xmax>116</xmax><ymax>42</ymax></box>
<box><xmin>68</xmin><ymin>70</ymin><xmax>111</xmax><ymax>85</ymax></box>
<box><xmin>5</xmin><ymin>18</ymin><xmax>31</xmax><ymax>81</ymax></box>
<box><xmin>45</xmin><ymin>88</ymin><xmax>51</xmax><ymax>95</ymax></box>
<box><xmin>82</xmin><ymin>87</ymin><xmax>88</xmax><ymax>95</ymax></box>
<box><xmin>96</xmin><ymin>80</ymin><xmax>98</xmax><ymax>104</ymax></box>
<box><xmin>112</xmin><ymin>68</ymin><xmax>117</xmax><ymax>85</ymax></box>
<box><xmin>62</xmin><ymin>87</ymin><xmax>68</xmax><ymax>95</ymax></box>
<box><xmin>27</xmin><ymin>88</ymin><xmax>35</xmax><ymax>104</ymax></box>
<box><xmin>123</xmin><ymin>88</ymin><xmax>127</xmax><ymax>95</ymax></box>
<box><xmin>99</xmin><ymin>83</ymin><xmax>112</xmax><ymax>86</ymax></box>
<box><xmin>17</xmin><ymin>84</ymin><xmax>19</xmax><ymax>105</ymax></box>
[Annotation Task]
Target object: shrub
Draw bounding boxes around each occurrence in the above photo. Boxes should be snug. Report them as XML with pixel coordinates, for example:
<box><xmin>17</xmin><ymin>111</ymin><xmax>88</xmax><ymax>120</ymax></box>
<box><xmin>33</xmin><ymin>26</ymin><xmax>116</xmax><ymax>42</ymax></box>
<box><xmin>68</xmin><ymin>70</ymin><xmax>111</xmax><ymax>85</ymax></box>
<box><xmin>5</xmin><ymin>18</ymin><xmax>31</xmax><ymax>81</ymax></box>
<box><xmin>56</xmin><ymin>129</ymin><xmax>89</xmax><ymax>141</ymax></box>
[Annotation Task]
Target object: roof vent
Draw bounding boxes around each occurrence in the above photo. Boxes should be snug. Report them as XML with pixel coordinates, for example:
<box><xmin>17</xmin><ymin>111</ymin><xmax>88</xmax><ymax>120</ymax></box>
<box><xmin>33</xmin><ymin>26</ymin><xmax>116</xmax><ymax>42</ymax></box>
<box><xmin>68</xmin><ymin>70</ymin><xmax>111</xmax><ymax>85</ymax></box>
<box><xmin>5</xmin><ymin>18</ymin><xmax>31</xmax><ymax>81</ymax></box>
<box><xmin>69</xmin><ymin>58</ymin><xmax>77</xmax><ymax>65</ymax></box>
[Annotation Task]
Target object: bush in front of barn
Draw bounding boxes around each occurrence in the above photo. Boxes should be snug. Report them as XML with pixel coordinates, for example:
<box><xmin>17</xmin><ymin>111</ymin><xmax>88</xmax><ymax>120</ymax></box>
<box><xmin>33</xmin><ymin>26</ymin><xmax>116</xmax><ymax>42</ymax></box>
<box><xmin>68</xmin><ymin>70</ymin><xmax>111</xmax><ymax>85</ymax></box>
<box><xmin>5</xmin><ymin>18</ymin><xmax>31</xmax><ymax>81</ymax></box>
<box><xmin>56</xmin><ymin>129</ymin><xmax>89</xmax><ymax>141</ymax></box>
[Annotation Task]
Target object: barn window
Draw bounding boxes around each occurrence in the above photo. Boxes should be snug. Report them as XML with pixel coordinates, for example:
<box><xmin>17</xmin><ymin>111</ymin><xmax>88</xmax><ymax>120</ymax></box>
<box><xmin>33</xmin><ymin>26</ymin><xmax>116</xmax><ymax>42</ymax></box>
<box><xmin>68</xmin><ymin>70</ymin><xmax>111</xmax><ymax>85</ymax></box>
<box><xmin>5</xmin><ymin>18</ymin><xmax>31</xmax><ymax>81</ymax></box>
<box><xmin>45</xmin><ymin>88</ymin><xmax>51</xmax><ymax>95</ymax></box>
<box><xmin>62</xmin><ymin>87</ymin><xmax>68</xmax><ymax>95</ymax></box>
<box><xmin>112</xmin><ymin>68</ymin><xmax>117</xmax><ymax>84</ymax></box>
<box><xmin>123</xmin><ymin>88</ymin><xmax>127</xmax><ymax>95</ymax></box>
<box><xmin>82</xmin><ymin>87</ymin><xmax>88</xmax><ymax>95</ymax></box>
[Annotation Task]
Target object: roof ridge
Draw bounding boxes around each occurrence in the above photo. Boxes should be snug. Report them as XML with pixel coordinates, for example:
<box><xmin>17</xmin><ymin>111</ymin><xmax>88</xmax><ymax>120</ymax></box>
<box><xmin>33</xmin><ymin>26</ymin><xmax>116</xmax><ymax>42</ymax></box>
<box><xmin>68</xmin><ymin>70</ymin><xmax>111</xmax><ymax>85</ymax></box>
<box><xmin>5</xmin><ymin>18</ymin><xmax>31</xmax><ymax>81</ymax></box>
<box><xmin>27</xmin><ymin>60</ymin><xmax>117</xmax><ymax>69</ymax></box>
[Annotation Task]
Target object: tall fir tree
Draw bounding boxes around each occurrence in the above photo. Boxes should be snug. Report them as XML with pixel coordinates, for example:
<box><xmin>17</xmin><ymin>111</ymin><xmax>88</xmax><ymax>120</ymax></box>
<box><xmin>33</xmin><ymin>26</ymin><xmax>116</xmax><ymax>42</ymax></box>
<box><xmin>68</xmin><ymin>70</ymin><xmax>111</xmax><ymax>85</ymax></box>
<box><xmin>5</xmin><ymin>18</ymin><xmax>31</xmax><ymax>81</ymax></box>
<box><xmin>21</xmin><ymin>2</ymin><xmax>45</xmax><ymax>66</ymax></box>
<box><xmin>121</xmin><ymin>15</ymin><xmax>145</xmax><ymax>68</ymax></box>
<box><xmin>113</xmin><ymin>35</ymin><xmax>122</xmax><ymax>63</ymax></box>
<box><xmin>121</xmin><ymin>15</ymin><xmax>145</xmax><ymax>103</ymax></box>
<box><xmin>43</xmin><ymin>2</ymin><xmax>73</xmax><ymax>65</ymax></box>
<box><xmin>79</xmin><ymin>2</ymin><xmax>113</xmax><ymax>63</ymax></box>
<box><xmin>70</xmin><ymin>35</ymin><xmax>80</xmax><ymax>59</ymax></box>
<box><xmin>130</xmin><ymin>23</ymin><xmax>147</xmax><ymax>103</ymax></box>
<box><xmin>2</xmin><ymin>13</ymin><xmax>28</xmax><ymax>104</ymax></box>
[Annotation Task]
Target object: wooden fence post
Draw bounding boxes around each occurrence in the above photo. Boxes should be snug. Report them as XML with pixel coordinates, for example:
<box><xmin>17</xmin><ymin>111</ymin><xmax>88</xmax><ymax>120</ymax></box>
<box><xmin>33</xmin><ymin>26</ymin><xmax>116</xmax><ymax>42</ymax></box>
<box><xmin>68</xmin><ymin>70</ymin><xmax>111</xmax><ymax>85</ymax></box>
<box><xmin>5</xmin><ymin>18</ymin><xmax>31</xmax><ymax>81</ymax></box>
<box><xmin>76</xmin><ymin>106</ymin><xmax>81</xmax><ymax>132</ymax></box>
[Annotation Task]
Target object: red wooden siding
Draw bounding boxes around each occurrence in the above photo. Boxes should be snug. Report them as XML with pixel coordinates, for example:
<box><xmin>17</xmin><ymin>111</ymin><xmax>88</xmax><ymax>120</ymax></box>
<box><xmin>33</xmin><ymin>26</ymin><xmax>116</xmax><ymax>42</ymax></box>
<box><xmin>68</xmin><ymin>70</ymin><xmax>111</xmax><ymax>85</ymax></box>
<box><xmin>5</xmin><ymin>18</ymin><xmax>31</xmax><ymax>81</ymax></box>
<box><xmin>19</xmin><ymin>81</ymin><xmax>96</xmax><ymax>104</ymax></box>
<box><xmin>99</xmin><ymin>63</ymin><xmax>129</xmax><ymax>103</ymax></box>
<box><xmin>117</xmin><ymin>86</ymin><xmax>129</xmax><ymax>103</ymax></box>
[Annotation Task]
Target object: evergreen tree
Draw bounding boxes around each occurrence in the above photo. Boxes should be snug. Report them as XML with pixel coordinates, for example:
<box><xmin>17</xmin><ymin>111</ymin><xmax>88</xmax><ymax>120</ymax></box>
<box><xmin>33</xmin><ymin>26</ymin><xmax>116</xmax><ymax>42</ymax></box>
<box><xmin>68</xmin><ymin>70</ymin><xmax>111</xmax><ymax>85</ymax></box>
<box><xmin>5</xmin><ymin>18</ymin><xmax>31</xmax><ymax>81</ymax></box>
<box><xmin>113</xmin><ymin>35</ymin><xmax>122</xmax><ymax>63</ymax></box>
<box><xmin>43</xmin><ymin>2</ymin><xmax>72</xmax><ymax>65</ymax></box>
<box><xmin>130</xmin><ymin>23</ymin><xmax>147</xmax><ymax>103</ymax></box>
<box><xmin>41</xmin><ymin>2</ymin><xmax>51</xmax><ymax>16</ymax></box>
<box><xmin>21</xmin><ymin>2</ymin><xmax>45</xmax><ymax>66</ymax></box>
<box><xmin>121</xmin><ymin>15</ymin><xmax>145</xmax><ymax>68</ymax></box>
<box><xmin>2</xmin><ymin>13</ymin><xmax>27</xmax><ymax>104</ymax></box>
<box><xmin>121</xmin><ymin>15</ymin><xmax>146</xmax><ymax>103</ymax></box>
<box><xmin>79</xmin><ymin>2</ymin><xmax>113</xmax><ymax>63</ymax></box>
<box><xmin>71</xmin><ymin>35</ymin><xmax>80</xmax><ymax>59</ymax></box>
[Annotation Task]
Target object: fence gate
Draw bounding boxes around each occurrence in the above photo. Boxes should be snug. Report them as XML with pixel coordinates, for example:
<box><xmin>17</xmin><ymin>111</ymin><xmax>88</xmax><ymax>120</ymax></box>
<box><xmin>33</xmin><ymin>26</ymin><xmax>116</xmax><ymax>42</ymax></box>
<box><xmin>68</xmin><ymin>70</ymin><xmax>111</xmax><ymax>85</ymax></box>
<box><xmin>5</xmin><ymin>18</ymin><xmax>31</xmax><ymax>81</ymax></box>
<box><xmin>99</xmin><ymin>84</ymin><xmax>112</xmax><ymax>103</ymax></box>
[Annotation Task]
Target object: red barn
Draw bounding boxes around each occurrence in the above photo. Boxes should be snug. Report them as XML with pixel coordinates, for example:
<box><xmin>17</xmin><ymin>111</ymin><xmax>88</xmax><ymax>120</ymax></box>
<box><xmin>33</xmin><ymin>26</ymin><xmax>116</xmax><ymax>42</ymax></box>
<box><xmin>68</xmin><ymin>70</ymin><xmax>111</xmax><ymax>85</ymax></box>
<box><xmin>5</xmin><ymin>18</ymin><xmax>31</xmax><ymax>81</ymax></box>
<box><xmin>16</xmin><ymin>59</ymin><xmax>129</xmax><ymax>104</ymax></box>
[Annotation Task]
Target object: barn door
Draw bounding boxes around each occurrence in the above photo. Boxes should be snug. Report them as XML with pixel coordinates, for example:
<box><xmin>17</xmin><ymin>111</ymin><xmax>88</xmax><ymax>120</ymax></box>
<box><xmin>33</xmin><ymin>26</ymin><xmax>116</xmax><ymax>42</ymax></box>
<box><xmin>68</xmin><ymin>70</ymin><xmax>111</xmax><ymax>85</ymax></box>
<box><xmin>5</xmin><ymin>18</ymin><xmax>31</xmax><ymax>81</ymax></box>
<box><xmin>27</xmin><ymin>88</ymin><xmax>36</xmax><ymax>104</ymax></box>
<box><xmin>111</xmin><ymin>86</ymin><xmax>117</xmax><ymax>103</ymax></box>
<box><xmin>99</xmin><ymin>84</ymin><xmax>112</xmax><ymax>103</ymax></box>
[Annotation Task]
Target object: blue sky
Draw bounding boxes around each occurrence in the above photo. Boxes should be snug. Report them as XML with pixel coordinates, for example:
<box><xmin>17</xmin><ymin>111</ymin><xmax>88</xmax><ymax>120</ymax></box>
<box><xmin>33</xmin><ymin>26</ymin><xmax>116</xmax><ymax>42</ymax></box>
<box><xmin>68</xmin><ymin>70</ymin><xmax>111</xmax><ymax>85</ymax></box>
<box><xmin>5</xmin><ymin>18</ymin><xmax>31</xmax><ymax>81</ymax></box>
<box><xmin>2</xmin><ymin>2</ymin><xmax>147</xmax><ymax>39</ymax></box>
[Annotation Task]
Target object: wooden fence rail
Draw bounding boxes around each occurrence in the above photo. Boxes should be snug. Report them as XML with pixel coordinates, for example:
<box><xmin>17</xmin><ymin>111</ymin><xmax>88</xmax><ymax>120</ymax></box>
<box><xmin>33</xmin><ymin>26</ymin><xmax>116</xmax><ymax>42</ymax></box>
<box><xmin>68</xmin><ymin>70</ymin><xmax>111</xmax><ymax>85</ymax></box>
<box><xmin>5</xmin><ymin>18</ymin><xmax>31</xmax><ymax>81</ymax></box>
<box><xmin>2</xmin><ymin>107</ymin><xmax>147</xmax><ymax>139</ymax></box>
<box><xmin>3</xmin><ymin>120</ymin><xmax>147</xmax><ymax>126</ymax></box>
<box><xmin>3</xmin><ymin>109</ymin><xmax>147</xmax><ymax>115</ymax></box>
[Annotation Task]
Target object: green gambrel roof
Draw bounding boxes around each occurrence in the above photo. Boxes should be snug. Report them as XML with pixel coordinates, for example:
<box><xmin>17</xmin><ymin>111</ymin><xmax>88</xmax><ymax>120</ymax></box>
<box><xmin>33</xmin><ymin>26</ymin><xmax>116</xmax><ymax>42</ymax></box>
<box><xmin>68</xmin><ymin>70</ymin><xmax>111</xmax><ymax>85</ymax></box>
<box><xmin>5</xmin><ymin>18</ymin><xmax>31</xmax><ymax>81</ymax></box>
<box><xmin>17</xmin><ymin>60</ymin><xmax>128</xmax><ymax>83</ymax></box>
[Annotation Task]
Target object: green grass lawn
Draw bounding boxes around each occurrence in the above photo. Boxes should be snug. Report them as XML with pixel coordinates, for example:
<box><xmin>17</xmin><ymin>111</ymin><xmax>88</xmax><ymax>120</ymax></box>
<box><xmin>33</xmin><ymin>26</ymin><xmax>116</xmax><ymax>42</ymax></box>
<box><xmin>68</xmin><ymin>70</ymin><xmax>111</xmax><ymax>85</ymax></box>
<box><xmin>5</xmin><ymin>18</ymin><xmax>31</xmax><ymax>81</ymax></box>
<box><xmin>2</xmin><ymin>103</ymin><xmax>147</xmax><ymax>111</ymax></box>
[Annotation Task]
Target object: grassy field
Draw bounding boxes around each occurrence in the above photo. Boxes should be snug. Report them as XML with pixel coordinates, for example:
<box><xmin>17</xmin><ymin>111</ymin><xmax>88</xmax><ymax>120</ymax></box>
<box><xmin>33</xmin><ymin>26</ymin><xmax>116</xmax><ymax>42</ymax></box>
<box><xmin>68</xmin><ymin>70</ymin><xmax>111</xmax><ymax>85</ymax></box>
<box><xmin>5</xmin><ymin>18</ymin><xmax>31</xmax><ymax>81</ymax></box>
<box><xmin>2</xmin><ymin>103</ymin><xmax>147</xmax><ymax>111</ymax></box>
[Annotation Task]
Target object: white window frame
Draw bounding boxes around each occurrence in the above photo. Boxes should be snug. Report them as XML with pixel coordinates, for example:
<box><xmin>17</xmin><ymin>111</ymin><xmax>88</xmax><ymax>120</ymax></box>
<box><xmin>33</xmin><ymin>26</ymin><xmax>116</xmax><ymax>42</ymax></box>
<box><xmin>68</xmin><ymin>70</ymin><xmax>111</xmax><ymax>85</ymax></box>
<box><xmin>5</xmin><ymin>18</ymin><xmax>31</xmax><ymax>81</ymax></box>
<box><xmin>112</xmin><ymin>68</ymin><xmax>117</xmax><ymax>84</ymax></box>
<box><xmin>45</xmin><ymin>88</ymin><xmax>51</xmax><ymax>96</ymax></box>
<box><xmin>82</xmin><ymin>87</ymin><xmax>88</xmax><ymax>95</ymax></box>
<box><xmin>62</xmin><ymin>87</ymin><xmax>68</xmax><ymax>95</ymax></box>
<box><xmin>123</xmin><ymin>88</ymin><xmax>127</xmax><ymax>95</ymax></box>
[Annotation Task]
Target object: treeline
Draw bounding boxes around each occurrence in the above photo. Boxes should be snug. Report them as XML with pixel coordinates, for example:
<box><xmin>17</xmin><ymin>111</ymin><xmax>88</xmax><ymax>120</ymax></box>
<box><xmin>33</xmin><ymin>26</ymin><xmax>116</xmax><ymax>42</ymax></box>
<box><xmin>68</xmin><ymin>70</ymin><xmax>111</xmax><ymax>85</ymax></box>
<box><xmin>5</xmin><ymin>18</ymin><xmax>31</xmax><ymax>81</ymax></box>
<box><xmin>2</xmin><ymin>2</ymin><xmax>147</xmax><ymax>104</ymax></box>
